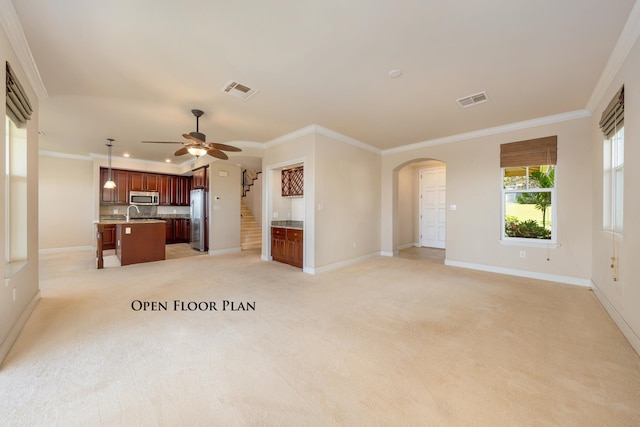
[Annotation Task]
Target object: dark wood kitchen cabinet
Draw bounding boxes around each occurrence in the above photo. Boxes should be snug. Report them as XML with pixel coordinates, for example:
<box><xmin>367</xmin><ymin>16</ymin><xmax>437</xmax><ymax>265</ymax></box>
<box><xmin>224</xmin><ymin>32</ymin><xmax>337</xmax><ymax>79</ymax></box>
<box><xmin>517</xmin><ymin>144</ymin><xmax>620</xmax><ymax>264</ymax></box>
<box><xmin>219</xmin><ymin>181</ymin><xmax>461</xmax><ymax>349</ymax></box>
<box><xmin>128</xmin><ymin>171</ymin><xmax>144</xmax><ymax>191</ymax></box>
<box><xmin>164</xmin><ymin>219</ymin><xmax>175</xmax><ymax>243</ymax></box>
<box><xmin>100</xmin><ymin>168</ymin><xmax>129</xmax><ymax>204</ymax></box>
<box><xmin>286</xmin><ymin>229</ymin><xmax>303</xmax><ymax>268</ymax></box>
<box><xmin>100</xmin><ymin>168</ymin><xmax>191</xmax><ymax>206</ymax></box>
<box><xmin>174</xmin><ymin>218</ymin><xmax>191</xmax><ymax>243</ymax></box>
<box><xmin>158</xmin><ymin>175</ymin><xmax>171</xmax><ymax>205</ymax></box>
<box><xmin>144</xmin><ymin>173</ymin><xmax>160</xmax><ymax>191</ymax></box>
<box><xmin>175</xmin><ymin>176</ymin><xmax>192</xmax><ymax>206</ymax></box>
<box><xmin>192</xmin><ymin>166</ymin><xmax>208</xmax><ymax>189</ymax></box>
<box><xmin>101</xmin><ymin>224</ymin><xmax>117</xmax><ymax>250</ymax></box>
<box><xmin>271</xmin><ymin>227</ymin><xmax>303</xmax><ymax>268</ymax></box>
<box><xmin>271</xmin><ymin>227</ymin><xmax>287</xmax><ymax>264</ymax></box>
<box><xmin>129</xmin><ymin>171</ymin><xmax>159</xmax><ymax>192</ymax></box>
<box><xmin>164</xmin><ymin>218</ymin><xmax>191</xmax><ymax>244</ymax></box>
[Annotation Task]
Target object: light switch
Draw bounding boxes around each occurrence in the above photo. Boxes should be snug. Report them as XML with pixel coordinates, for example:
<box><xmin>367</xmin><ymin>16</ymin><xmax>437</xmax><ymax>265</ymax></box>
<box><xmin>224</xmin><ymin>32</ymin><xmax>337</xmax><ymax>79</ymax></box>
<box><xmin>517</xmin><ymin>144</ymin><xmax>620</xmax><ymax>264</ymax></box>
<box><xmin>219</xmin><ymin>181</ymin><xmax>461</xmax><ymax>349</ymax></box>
<box><xmin>449</xmin><ymin>205</ymin><xmax>457</xmax><ymax>211</ymax></box>
<box><xmin>125</xmin><ymin>227</ymin><xmax>131</xmax><ymax>234</ymax></box>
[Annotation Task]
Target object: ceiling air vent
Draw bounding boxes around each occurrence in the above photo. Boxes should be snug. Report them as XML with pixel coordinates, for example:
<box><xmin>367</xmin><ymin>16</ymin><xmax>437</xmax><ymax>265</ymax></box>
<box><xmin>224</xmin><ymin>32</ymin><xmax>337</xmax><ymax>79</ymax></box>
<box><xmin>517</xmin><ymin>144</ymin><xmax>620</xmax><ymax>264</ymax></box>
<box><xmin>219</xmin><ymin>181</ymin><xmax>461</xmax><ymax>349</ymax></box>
<box><xmin>456</xmin><ymin>91</ymin><xmax>489</xmax><ymax>108</ymax></box>
<box><xmin>222</xmin><ymin>81</ymin><xmax>258</xmax><ymax>100</ymax></box>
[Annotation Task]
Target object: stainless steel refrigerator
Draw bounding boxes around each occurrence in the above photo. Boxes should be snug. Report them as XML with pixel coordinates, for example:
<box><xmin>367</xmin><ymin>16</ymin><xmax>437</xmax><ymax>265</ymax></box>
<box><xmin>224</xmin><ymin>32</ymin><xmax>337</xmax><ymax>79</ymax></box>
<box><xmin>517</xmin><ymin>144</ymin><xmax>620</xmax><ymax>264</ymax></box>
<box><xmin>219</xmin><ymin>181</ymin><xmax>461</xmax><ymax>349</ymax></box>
<box><xmin>190</xmin><ymin>188</ymin><xmax>207</xmax><ymax>251</ymax></box>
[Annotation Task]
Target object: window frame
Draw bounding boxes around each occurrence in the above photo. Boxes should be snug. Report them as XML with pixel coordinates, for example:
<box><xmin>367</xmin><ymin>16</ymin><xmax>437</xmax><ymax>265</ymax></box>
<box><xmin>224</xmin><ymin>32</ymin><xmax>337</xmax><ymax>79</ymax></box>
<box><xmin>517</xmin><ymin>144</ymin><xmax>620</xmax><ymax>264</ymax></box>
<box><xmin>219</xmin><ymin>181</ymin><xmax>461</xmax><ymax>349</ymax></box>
<box><xmin>501</xmin><ymin>165</ymin><xmax>558</xmax><ymax>246</ymax></box>
<box><xmin>603</xmin><ymin>126</ymin><xmax>624</xmax><ymax>234</ymax></box>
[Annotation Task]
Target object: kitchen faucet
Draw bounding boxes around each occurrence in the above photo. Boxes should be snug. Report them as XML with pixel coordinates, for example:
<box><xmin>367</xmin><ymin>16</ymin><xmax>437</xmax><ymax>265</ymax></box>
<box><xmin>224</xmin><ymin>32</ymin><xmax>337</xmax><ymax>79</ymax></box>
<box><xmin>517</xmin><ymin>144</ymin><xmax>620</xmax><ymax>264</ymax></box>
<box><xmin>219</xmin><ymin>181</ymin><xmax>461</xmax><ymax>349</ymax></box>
<box><xmin>126</xmin><ymin>205</ymin><xmax>140</xmax><ymax>222</ymax></box>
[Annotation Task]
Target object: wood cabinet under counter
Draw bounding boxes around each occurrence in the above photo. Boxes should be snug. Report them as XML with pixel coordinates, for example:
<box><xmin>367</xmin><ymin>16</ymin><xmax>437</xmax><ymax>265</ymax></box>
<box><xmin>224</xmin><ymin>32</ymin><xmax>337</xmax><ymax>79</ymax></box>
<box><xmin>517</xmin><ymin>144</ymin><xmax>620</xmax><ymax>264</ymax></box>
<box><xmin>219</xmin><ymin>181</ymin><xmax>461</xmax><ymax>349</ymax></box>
<box><xmin>271</xmin><ymin>226</ymin><xmax>303</xmax><ymax>268</ymax></box>
<box><xmin>96</xmin><ymin>220</ymin><xmax>166</xmax><ymax>269</ymax></box>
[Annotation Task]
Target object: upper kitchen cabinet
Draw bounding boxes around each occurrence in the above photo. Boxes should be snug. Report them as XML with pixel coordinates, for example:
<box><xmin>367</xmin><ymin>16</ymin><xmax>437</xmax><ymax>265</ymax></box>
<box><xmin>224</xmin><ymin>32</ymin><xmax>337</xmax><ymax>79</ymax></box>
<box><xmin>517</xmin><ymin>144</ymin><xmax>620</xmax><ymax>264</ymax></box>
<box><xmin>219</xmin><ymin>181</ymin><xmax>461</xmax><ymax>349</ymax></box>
<box><xmin>100</xmin><ymin>167</ymin><xmax>129</xmax><ymax>204</ymax></box>
<box><xmin>129</xmin><ymin>171</ymin><xmax>159</xmax><ymax>192</ymax></box>
<box><xmin>281</xmin><ymin>166</ymin><xmax>303</xmax><ymax>197</ymax></box>
<box><xmin>158</xmin><ymin>174</ymin><xmax>171</xmax><ymax>205</ymax></box>
<box><xmin>192</xmin><ymin>166</ymin><xmax>208</xmax><ymax>189</ymax></box>
<box><xmin>176</xmin><ymin>176</ymin><xmax>192</xmax><ymax>206</ymax></box>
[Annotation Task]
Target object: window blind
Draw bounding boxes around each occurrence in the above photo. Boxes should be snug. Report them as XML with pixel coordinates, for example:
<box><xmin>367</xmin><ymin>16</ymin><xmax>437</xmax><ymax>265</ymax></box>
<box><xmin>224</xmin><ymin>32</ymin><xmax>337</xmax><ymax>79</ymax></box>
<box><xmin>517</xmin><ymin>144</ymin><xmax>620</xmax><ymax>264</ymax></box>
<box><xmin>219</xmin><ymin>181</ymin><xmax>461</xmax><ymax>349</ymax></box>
<box><xmin>599</xmin><ymin>85</ymin><xmax>624</xmax><ymax>139</ymax></box>
<box><xmin>500</xmin><ymin>136</ymin><xmax>557</xmax><ymax>168</ymax></box>
<box><xmin>5</xmin><ymin>61</ymin><xmax>33</xmax><ymax>127</ymax></box>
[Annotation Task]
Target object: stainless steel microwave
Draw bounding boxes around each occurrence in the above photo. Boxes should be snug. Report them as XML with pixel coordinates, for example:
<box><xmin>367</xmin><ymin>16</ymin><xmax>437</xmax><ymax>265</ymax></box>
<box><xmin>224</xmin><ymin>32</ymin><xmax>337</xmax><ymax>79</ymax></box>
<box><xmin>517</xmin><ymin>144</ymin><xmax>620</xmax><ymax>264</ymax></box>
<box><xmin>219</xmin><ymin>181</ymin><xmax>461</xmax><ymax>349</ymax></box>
<box><xmin>129</xmin><ymin>191</ymin><xmax>159</xmax><ymax>205</ymax></box>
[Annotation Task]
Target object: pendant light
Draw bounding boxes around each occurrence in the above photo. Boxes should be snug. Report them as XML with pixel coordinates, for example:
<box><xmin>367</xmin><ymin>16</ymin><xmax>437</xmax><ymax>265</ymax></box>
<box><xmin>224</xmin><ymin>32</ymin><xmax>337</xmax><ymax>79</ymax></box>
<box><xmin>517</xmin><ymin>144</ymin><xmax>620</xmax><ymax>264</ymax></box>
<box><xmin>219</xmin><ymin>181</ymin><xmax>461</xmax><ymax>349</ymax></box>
<box><xmin>103</xmin><ymin>138</ymin><xmax>116</xmax><ymax>189</ymax></box>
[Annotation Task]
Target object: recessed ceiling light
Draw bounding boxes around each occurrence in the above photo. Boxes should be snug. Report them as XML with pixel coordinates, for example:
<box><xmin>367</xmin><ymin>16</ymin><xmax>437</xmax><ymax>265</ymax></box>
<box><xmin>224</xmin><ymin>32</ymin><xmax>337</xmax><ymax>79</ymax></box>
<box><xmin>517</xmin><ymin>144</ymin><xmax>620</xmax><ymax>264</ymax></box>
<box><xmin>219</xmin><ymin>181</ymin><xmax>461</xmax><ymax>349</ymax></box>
<box><xmin>388</xmin><ymin>69</ymin><xmax>403</xmax><ymax>78</ymax></box>
<box><xmin>123</xmin><ymin>153</ymin><xmax>130</xmax><ymax>158</ymax></box>
<box><xmin>165</xmin><ymin>159</ymin><xmax>171</xmax><ymax>163</ymax></box>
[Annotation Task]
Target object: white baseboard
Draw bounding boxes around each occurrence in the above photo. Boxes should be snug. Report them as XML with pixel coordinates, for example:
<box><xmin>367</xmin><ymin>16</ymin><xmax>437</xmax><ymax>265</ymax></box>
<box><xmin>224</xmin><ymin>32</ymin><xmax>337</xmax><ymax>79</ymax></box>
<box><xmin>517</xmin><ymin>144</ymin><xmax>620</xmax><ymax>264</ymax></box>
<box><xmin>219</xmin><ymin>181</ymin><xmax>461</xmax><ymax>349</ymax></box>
<box><xmin>305</xmin><ymin>252</ymin><xmax>380</xmax><ymax>275</ymax></box>
<box><xmin>0</xmin><ymin>290</ymin><xmax>41</xmax><ymax>368</ymax></box>
<box><xmin>39</xmin><ymin>246</ymin><xmax>93</xmax><ymax>254</ymax></box>
<box><xmin>208</xmin><ymin>247</ymin><xmax>242</xmax><ymax>256</ymax></box>
<box><xmin>444</xmin><ymin>259</ymin><xmax>591</xmax><ymax>287</ymax></box>
<box><xmin>380</xmin><ymin>251</ymin><xmax>397</xmax><ymax>257</ymax></box>
<box><xmin>398</xmin><ymin>243</ymin><xmax>415</xmax><ymax>250</ymax></box>
<box><xmin>591</xmin><ymin>281</ymin><xmax>640</xmax><ymax>357</ymax></box>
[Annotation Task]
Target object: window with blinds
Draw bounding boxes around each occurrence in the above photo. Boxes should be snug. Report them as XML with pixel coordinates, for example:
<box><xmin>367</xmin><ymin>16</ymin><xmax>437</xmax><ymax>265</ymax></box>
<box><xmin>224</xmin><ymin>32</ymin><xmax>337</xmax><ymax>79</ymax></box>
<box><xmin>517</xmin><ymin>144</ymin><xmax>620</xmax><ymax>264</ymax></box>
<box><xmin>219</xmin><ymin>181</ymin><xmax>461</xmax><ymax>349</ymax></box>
<box><xmin>5</xmin><ymin>62</ymin><xmax>31</xmax><ymax>273</ymax></box>
<box><xmin>601</xmin><ymin>86</ymin><xmax>624</xmax><ymax>233</ymax></box>
<box><xmin>500</xmin><ymin>136</ymin><xmax>557</xmax><ymax>242</ymax></box>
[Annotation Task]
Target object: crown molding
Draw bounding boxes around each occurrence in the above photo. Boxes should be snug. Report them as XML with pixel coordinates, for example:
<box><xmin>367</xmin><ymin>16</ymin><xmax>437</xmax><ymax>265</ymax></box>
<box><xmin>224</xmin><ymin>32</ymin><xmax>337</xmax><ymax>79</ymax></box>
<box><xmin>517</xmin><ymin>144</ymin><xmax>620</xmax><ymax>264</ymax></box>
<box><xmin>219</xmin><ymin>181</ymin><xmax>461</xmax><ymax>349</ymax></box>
<box><xmin>0</xmin><ymin>0</ymin><xmax>48</xmax><ymax>100</ymax></box>
<box><xmin>382</xmin><ymin>110</ymin><xmax>591</xmax><ymax>155</ymax></box>
<box><xmin>39</xmin><ymin>150</ymin><xmax>92</xmax><ymax>161</ymax></box>
<box><xmin>265</xmin><ymin>124</ymin><xmax>317</xmax><ymax>147</ymax></box>
<box><xmin>265</xmin><ymin>123</ymin><xmax>381</xmax><ymax>154</ymax></box>
<box><xmin>586</xmin><ymin>0</ymin><xmax>640</xmax><ymax>113</ymax></box>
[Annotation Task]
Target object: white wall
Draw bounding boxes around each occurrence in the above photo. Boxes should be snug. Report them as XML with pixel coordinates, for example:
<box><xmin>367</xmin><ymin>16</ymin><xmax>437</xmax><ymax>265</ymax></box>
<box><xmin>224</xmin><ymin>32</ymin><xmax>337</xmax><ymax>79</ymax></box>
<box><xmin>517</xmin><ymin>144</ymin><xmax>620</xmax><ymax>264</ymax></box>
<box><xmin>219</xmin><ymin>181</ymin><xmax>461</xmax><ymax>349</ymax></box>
<box><xmin>262</xmin><ymin>132</ymin><xmax>315</xmax><ymax>268</ymax></box>
<box><xmin>396</xmin><ymin>162</ymin><xmax>415</xmax><ymax>248</ymax></box>
<box><xmin>39</xmin><ymin>154</ymin><xmax>94</xmax><ymax>250</ymax></box>
<box><xmin>209</xmin><ymin>163</ymin><xmax>241</xmax><ymax>254</ymax></box>
<box><xmin>312</xmin><ymin>133</ymin><xmax>380</xmax><ymax>269</ymax></box>
<box><xmin>263</xmin><ymin>129</ymin><xmax>381</xmax><ymax>272</ymax></box>
<box><xmin>590</xmin><ymin>36</ymin><xmax>640</xmax><ymax>354</ymax></box>
<box><xmin>0</xmin><ymin>26</ymin><xmax>41</xmax><ymax>365</ymax></box>
<box><xmin>382</xmin><ymin>116</ymin><xmax>593</xmax><ymax>284</ymax></box>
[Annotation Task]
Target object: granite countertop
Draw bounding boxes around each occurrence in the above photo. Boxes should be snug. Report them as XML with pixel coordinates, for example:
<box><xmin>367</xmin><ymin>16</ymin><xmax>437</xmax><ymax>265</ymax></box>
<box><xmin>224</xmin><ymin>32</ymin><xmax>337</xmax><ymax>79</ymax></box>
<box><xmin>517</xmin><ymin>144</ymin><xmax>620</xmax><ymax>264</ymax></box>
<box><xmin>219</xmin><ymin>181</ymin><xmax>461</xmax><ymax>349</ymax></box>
<box><xmin>271</xmin><ymin>220</ymin><xmax>303</xmax><ymax>230</ymax></box>
<box><xmin>97</xmin><ymin>214</ymin><xmax>189</xmax><ymax>224</ymax></box>
<box><xmin>95</xmin><ymin>219</ymin><xmax>167</xmax><ymax>225</ymax></box>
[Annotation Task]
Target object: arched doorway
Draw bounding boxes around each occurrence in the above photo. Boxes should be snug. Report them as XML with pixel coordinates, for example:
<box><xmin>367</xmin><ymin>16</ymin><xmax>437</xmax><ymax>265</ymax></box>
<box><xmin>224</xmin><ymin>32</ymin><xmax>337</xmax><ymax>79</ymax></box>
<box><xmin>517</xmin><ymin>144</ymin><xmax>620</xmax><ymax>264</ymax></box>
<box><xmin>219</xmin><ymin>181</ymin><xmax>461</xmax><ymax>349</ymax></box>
<box><xmin>395</xmin><ymin>159</ymin><xmax>446</xmax><ymax>263</ymax></box>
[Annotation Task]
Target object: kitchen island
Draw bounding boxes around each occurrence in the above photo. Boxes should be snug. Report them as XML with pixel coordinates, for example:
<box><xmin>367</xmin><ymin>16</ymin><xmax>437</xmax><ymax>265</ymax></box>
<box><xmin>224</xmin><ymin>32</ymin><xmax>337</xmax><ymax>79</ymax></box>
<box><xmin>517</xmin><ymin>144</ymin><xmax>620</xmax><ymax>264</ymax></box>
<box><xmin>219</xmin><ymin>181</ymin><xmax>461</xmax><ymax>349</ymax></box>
<box><xmin>96</xmin><ymin>220</ymin><xmax>166</xmax><ymax>269</ymax></box>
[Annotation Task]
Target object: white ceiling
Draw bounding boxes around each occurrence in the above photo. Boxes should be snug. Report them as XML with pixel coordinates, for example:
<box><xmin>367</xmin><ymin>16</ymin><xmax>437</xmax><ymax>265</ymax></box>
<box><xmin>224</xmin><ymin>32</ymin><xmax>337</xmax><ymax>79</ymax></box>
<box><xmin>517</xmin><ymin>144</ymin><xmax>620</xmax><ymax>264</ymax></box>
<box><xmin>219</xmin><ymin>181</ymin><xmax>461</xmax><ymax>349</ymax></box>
<box><xmin>8</xmin><ymin>0</ymin><xmax>638</xmax><ymax>167</ymax></box>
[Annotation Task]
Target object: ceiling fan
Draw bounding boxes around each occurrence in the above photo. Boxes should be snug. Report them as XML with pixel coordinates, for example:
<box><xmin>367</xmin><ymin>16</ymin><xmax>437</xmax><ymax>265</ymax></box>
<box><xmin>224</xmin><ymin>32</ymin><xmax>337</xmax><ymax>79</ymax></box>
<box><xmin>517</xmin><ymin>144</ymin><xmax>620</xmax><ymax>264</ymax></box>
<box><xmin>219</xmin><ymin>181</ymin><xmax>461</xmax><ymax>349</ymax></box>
<box><xmin>142</xmin><ymin>109</ymin><xmax>241</xmax><ymax>159</ymax></box>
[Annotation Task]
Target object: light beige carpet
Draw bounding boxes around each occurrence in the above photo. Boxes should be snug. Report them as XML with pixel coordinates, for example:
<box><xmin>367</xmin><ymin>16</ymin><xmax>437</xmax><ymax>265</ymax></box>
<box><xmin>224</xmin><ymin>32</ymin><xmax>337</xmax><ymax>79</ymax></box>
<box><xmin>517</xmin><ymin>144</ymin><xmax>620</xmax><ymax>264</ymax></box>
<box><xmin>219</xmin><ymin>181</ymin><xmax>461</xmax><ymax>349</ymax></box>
<box><xmin>1</xmin><ymin>249</ymin><xmax>639</xmax><ymax>426</ymax></box>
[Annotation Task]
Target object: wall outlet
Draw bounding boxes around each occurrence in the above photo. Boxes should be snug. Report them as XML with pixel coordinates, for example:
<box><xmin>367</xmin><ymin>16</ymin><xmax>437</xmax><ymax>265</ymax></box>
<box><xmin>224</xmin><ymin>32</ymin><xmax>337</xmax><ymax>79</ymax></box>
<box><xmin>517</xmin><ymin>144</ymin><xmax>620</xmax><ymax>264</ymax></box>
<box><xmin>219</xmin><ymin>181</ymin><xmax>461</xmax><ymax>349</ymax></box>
<box><xmin>273</xmin><ymin>212</ymin><xmax>279</xmax><ymax>218</ymax></box>
<box><xmin>113</xmin><ymin>209</ymin><xmax>119</xmax><ymax>214</ymax></box>
<box><xmin>519</xmin><ymin>251</ymin><xmax>526</xmax><ymax>258</ymax></box>
<box><xmin>352</xmin><ymin>242</ymin><xmax>356</xmax><ymax>248</ymax></box>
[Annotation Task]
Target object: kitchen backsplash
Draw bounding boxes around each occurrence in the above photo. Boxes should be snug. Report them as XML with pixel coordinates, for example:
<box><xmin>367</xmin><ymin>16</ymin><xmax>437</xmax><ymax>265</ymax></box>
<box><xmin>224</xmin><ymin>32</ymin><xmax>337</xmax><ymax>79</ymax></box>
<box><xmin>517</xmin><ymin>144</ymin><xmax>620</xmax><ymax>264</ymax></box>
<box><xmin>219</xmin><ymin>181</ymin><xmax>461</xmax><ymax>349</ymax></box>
<box><xmin>100</xmin><ymin>204</ymin><xmax>190</xmax><ymax>219</ymax></box>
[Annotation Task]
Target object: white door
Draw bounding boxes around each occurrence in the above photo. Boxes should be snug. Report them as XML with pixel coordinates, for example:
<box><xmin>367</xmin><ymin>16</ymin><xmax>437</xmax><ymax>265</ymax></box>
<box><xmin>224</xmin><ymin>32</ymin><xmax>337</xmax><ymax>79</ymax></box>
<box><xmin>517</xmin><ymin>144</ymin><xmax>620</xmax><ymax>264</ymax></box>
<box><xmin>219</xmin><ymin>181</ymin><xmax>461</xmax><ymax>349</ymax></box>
<box><xmin>420</xmin><ymin>166</ymin><xmax>446</xmax><ymax>248</ymax></box>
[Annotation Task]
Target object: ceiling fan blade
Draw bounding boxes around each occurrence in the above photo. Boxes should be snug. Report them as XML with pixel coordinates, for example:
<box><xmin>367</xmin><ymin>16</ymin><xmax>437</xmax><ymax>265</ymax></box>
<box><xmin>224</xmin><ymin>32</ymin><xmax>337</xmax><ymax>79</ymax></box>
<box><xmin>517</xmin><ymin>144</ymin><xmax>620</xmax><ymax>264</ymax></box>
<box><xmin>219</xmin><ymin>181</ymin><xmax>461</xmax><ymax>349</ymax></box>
<box><xmin>142</xmin><ymin>140</ymin><xmax>184</xmax><ymax>144</ymax></box>
<box><xmin>183</xmin><ymin>133</ymin><xmax>205</xmax><ymax>143</ymax></box>
<box><xmin>174</xmin><ymin>147</ymin><xmax>189</xmax><ymax>156</ymax></box>
<box><xmin>207</xmin><ymin>148</ymin><xmax>228</xmax><ymax>160</ymax></box>
<box><xmin>207</xmin><ymin>142</ymin><xmax>242</xmax><ymax>152</ymax></box>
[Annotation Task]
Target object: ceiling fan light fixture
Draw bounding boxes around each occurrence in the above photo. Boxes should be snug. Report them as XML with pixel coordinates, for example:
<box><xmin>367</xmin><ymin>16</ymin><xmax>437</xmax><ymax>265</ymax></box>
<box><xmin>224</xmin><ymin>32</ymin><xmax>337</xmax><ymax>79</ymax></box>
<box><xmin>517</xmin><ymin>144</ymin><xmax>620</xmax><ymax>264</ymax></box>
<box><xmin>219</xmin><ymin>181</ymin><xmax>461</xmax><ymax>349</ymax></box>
<box><xmin>187</xmin><ymin>146</ymin><xmax>208</xmax><ymax>157</ymax></box>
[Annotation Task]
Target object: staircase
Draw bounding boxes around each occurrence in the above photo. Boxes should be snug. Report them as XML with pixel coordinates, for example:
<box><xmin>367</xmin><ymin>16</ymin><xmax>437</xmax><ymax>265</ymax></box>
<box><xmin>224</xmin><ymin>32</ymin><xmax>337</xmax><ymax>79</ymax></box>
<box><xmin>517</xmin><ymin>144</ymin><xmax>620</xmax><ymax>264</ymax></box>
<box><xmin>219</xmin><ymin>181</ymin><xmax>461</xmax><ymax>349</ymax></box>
<box><xmin>241</xmin><ymin>200</ymin><xmax>261</xmax><ymax>250</ymax></box>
